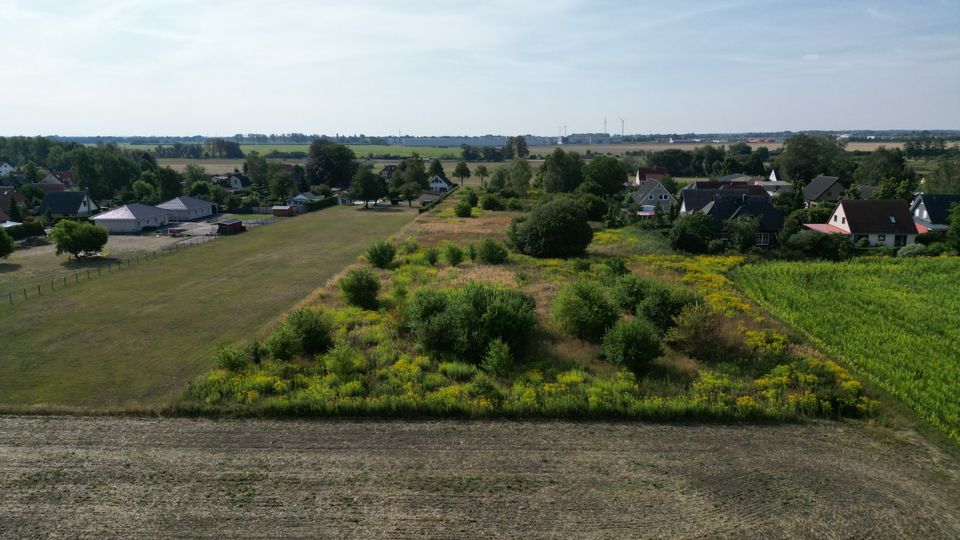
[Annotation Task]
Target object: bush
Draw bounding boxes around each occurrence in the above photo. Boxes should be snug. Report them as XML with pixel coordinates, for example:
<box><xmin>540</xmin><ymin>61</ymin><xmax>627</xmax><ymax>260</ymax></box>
<box><xmin>424</xmin><ymin>246</ymin><xmax>439</xmax><ymax>266</ymax></box>
<box><xmin>505</xmin><ymin>198</ymin><xmax>525</xmax><ymax>211</ymax></box>
<box><xmin>509</xmin><ymin>196</ymin><xmax>593</xmax><ymax>258</ymax></box>
<box><xmin>480</xmin><ymin>193</ymin><xmax>504</xmax><ymax>210</ymax></box>
<box><xmin>603</xmin><ymin>257</ymin><xmax>628</xmax><ymax>276</ymax></box>
<box><xmin>707</xmin><ymin>239</ymin><xmax>727</xmax><ymax>254</ymax></box>
<box><xmin>404</xmin><ymin>282</ymin><xmax>536</xmax><ymax>362</ymax></box>
<box><xmin>464</xmin><ymin>189</ymin><xmax>479</xmax><ymax>207</ymax></box>
<box><xmin>50</xmin><ymin>220</ymin><xmax>107</xmax><ymax>260</ymax></box>
<box><xmin>216</xmin><ymin>345</ymin><xmax>249</xmax><ymax>372</ymax></box>
<box><xmin>481</xmin><ymin>338</ymin><xmax>512</xmax><ymax>376</ymax></box>
<box><xmin>637</xmin><ymin>284</ymin><xmax>703</xmax><ymax>333</ymax></box>
<box><xmin>4</xmin><ymin>222</ymin><xmax>45</xmax><ymax>241</ymax></box>
<box><xmin>669</xmin><ymin>214</ymin><xmax>714</xmax><ymax>253</ymax></box>
<box><xmin>454</xmin><ymin>198</ymin><xmax>472</xmax><ymax>218</ymax></box>
<box><xmin>612</xmin><ymin>274</ymin><xmax>656</xmax><ymax>313</ymax></box>
<box><xmin>784</xmin><ymin>230</ymin><xmax>853</xmax><ymax>261</ymax></box>
<box><xmin>551</xmin><ymin>280</ymin><xmax>619</xmax><ymax>341</ymax></box>
<box><xmin>897</xmin><ymin>243</ymin><xmax>928</xmax><ymax>258</ymax></box>
<box><xmin>466</xmin><ymin>243</ymin><xmax>477</xmax><ymax>261</ymax></box>
<box><xmin>442</xmin><ymin>242</ymin><xmax>464</xmax><ymax>266</ymax></box>
<box><xmin>265</xmin><ymin>307</ymin><xmax>334</xmax><ymax>360</ymax></box>
<box><xmin>0</xmin><ymin>228</ymin><xmax>13</xmax><ymax>259</ymax></box>
<box><xmin>602</xmin><ymin>318</ymin><xmax>662</xmax><ymax>373</ymax></box>
<box><xmin>476</xmin><ymin>238</ymin><xmax>508</xmax><ymax>264</ymax></box>
<box><xmin>339</xmin><ymin>268</ymin><xmax>380</xmax><ymax>309</ymax></box>
<box><xmin>366</xmin><ymin>240</ymin><xmax>396</xmax><ymax>269</ymax></box>
<box><xmin>664</xmin><ymin>303</ymin><xmax>721</xmax><ymax>358</ymax></box>
<box><xmin>439</xmin><ymin>361</ymin><xmax>478</xmax><ymax>381</ymax></box>
<box><xmin>264</xmin><ymin>325</ymin><xmax>300</xmax><ymax>361</ymax></box>
<box><xmin>576</xmin><ymin>192</ymin><xmax>606</xmax><ymax>221</ymax></box>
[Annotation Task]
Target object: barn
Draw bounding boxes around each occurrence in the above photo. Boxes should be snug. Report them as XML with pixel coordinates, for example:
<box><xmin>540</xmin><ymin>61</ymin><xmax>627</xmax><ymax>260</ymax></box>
<box><xmin>90</xmin><ymin>204</ymin><xmax>170</xmax><ymax>233</ymax></box>
<box><xmin>156</xmin><ymin>196</ymin><xmax>215</xmax><ymax>221</ymax></box>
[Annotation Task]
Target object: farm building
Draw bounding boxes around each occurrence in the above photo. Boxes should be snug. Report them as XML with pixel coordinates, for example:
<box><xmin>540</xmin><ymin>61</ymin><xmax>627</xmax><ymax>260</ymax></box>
<box><xmin>804</xmin><ymin>199</ymin><xmax>918</xmax><ymax>247</ymax></box>
<box><xmin>90</xmin><ymin>204</ymin><xmax>170</xmax><ymax>233</ymax></box>
<box><xmin>37</xmin><ymin>191</ymin><xmax>99</xmax><ymax>219</ymax></box>
<box><xmin>157</xmin><ymin>196</ymin><xmax>215</xmax><ymax>221</ymax></box>
<box><xmin>212</xmin><ymin>218</ymin><xmax>245</xmax><ymax>235</ymax></box>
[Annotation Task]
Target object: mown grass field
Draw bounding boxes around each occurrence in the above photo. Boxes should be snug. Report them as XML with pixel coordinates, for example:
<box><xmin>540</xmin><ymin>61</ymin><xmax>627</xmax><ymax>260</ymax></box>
<box><xmin>731</xmin><ymin>258</ymin><xmax>960</xmax><ymax>442</ymax></box>
<box><xmin>0</xmin><ymin>206</ymin><xmax>415</xmax><ymax>408</ymax></box>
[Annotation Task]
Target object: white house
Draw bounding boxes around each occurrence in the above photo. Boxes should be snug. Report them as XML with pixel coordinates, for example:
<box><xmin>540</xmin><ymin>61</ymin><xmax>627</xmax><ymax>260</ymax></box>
<box><xmin>212</xmin><ymin>173</ymin><xmax>251</xmax><ymax>191</ymax></box>
<box><xmin>156</xmin><ymin>196</ymin><xmax>215</xmax><ymax>221</ymax></box>
<box><xmin>0</xmin><ymin>162</ymin><xmax>15</xmax><ymax>176</ymax></box>
<box><xmin>803</xmin><ymin>199</ymin><xmax>918</xmax><ymax>248</ymax></box>
<box><xmin>427</xmin><ymin>174</ymin><xmax>456</xmax><ymax>193</ymax></box>
<box><xmin>91</xmin><ymin>204</ymin><xmax>170</xmax><ymax>233</ymax></box>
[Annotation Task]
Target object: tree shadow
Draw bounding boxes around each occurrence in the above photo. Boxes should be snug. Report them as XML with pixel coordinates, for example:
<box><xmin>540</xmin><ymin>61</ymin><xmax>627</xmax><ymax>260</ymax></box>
<box><xmin>0</xmin><ymin>263</ymin><xmax>22</xmax><ymax>274</ymax></box>
<box><xmin>60</xmin><ymin>256</ymin><xmax>122</xmax><ymax>271</ymax></box>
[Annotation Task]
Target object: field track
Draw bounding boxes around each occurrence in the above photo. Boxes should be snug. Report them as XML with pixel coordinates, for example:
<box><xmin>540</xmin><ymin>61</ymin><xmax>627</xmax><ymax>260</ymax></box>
<box><xmin>1</xmin><ymin>416</ymin><xmax>958</xmax><ymax>538</ymax></box>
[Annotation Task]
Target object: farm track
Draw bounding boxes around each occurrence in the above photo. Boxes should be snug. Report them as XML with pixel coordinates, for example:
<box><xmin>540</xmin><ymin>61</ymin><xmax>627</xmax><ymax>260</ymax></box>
<box><xmin>1</xmin><ymin>416</ymin><xmax>958</xmax><ymax>538</ymax></box>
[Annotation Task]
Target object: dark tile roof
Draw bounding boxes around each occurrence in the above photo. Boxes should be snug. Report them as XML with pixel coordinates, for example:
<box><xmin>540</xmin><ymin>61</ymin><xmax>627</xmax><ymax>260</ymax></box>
<box><xmin>632</xmin><ymin>179</ymin><xmax>671</xmax><ymax>201</ymax></box>
<box><xmin>684</xmin><ymin>180</ymin><xmax>748</xmax><ymax>191</ymax></box>
<box><xmin>701</xmin><ymin>194</ymin><xmax>784</xmax><ymax>233</ymax></box>
<box><xmin>0</xmin><ymin>175</ymin><xmax>29</xmax><ymax>187</ymax></box>
<box><xmin>720</xmin><ymin>183</ymin><xmax>769</xmax><ymax>197</ymax></box>
<box><xmin>915</xmin><ymin>194</ymin><xmax>960</xmax><ymax>225</ymax></box>
<box><xmin>38</xmin><ymin>191</ymin><xmax>92</xmax><ymax>215</ymax></box>
<box><xmin>803</xmin><ymin>175</ymin><xmax>841</xmax><ymax>201</ymax></box>
<box><xmin>840</xmin><ymin>199</ymin><xmax>916</xmax><ymax>234</ymax></box>
<box><xmin>0</xmin><ymin>208</ymin><xmax>8</xmax><ymax>222</ymax></box>
<box><xmin>157</xmin><ymin>196</ymin><xmax>214</xmax><ymax>211</ymax></box>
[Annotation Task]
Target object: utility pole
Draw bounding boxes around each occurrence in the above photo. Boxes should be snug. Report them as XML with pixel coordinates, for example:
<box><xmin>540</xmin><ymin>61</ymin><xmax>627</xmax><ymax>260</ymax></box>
<box><xmin>604</xmin><ymin>117</ymin><xmax>607</xmax><ymax>135</ymax></box>
<box><xmin>620</xmin><ymin>118</ymin><xmax>625</xmax><ymax>139</ymax></box>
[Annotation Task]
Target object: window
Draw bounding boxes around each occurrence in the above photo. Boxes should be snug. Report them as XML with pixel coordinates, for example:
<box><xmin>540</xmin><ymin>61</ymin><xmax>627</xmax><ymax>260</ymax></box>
<box><xmin>841</xmin><ymin>217</ymin><xmax>846</xmax><ymax>224</ymax></box>
<box><xmin>895</xmin><ymin>235</ymin><xmax>907</xmax><ymax>247</ymax></box>
<box><xmin>755</xmin><ymin>232</ymin><xmax>770</xmax><ymax>246</ymax></box>
<box><xmin>833</xmin><ymin>215</ymin><xmax>837</xmax><ymax>222</ymax></box>
<box><xmin>648</xmin><ymin>194</ymin><xmax>654</xmax><ymax>200</ymax></box>
<box><xmin>878</xmin><ymin>234</ymin><xmax>886</xmax><ymax>242</ymax></box>
<box><xmin>889</xmin><ymin>216</ymin><xmax>896</xmax><ymax>224</ymax></box>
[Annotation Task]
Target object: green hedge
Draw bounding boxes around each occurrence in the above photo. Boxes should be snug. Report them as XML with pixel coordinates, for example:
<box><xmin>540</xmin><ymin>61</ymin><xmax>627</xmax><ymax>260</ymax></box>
<box><xmin>305</xmin><ymin>197</ymin><xmax>338</xmax><ymax>212</ymax></box>
<box><xmin>4</xmin><ymin>222</ymin><xmax>46</xmax><ymax>241</ymax></box>
<box><xmin>418</xmin><ymin>186</ymin><xmax>459</xmax><ymax>214</ymax></box>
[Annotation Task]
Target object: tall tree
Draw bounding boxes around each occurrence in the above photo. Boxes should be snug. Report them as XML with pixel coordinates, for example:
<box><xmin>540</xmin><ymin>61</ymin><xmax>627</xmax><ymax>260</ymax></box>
<box><xmin>508</xmin><ymin>159</ymin><xmax>532</xmax><ymax>194</ymax></box>
<box><xmin>50</xmin><ymin>220</ymin><xmax>108</xmax><ymax>260</ymax></box>
<box><xmin>157</xmin><ymin>167</ymin><xmax>184</xmax><ymax>200</ymax></box>
<box><xmin>854</xmin><ymin>147</ymin><xmax>915</xmax><ymax>186</ymax></box>
<box><xmin>428</xmin><ymin>158</ymin><xmax>445</xmax><ymax>178</ymax></box>
<box><xmin>244</xmin><ymin>152</ymin><xmax>269</xmax><ymax>187</ymax></box>
<box><xmin>539</xmin><ymin>148</ymin><xmax>584</xmax><ymax>193</ymax></box>
<box><xmin>582</xmin><ymin>156</ymin><xmax>626</xmax><ymax>196</ymax></box>
<box><xmin>184</xmin><ymin>164</ymin><xmax>208</xmax><ymax>188</ymax></box>
<box><xmin>305</xmin><ymin>139</ymin><xmax>358</xmax><ymax>188</ymax></box>
<box><xmin>453</xmin><ymin>161</ymin><xmax>471</xmax><ymax>186</ymax></box>
<box><xmin>401</xmin><ymin>154</ymin><xmax>428</xmax><ymax>189</ymax></box>
<box><xmin>474</xmin><ymin>164</ymin><xmax>489</xmax><ymax>187</ymax></box>
<box><xmin>8</xmin><ymin>197</ymin><xmax>22</xmax><ymax>222</ymax></box>
<box><xmin>348</xmin><ymin>165</ymin><xmax>385</xmax><ymax>208</ymax></box>
<box><xmin>489</xmin><ymin>167</ymin><xmax>508</xmax><ymax>191</ymax></box>
<box><xmin>777</xmin><ymin>134</ymin><xmax>853</xmax><ymax>182</ymax></box>
<box><xmin>923</xmin><ymin>157</ymin><xmax>960</xmax><ymax>194</ymax></box>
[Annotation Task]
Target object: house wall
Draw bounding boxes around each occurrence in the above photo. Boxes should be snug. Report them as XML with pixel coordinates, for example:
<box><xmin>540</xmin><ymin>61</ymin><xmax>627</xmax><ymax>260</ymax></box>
<box><xmin>166</xmin><ymin>205</ymin><xmax>213</xmax><ymax>221</ymax></box>
<box><xmin>96</xmin><ymin>215</ymin><xmax>169</xmax><ymax>234</ymax></box>
<box><xmin>853</xmin><ymin>233</ymin><xmax>916</xmax><ymax>248</ymax></box>
<box><xmin>829</xmin><ymin>204</ymin><xmax>851</xmax><ymax>233</ymax></box>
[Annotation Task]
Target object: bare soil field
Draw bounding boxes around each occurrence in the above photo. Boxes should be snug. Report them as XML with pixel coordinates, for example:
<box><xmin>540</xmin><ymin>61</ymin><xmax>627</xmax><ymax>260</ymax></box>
<box><xmin>529</xmin><ymin>141</ymin><xmax>906</xmax><ymax>155</ymax></box>
<box><xmin>0</xmin><ymin>416</ymin><xmax>957</xmax><ymax>538</ymax></box>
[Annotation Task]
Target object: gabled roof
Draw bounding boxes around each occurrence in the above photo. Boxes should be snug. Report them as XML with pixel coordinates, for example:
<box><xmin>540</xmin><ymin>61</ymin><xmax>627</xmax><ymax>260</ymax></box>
<box><xmin>0</xmin><ymin>187</ymin><xmax>26</xmax><ymax>208</ymax></box>
<box><xmin>700</xmin><ymin>194</ymin><xmax>784</xmax><ymax>233</ymax></box>
<box><xmin>839</xmin><ymin>199</ymin><xmax>916</xmax><ymax>235</ymax></box>
<box><xmin>38</xmin><ymin>191</ymin><xmax>93</xmax><ymax>215</ymax></box>
<box><xmin>428</xmin><ymin>174</ymin><xmax>455</xmax><ymax>187</ymax></box>
<box><xmin>53</xmin><ymin>171</ymin><xmax>76</xmax><ymax>184</ymax></box>
<box><xmin>681</xmin><ymin>189</ymin><xmax>724</xmax><ymax>213</ymax></box>
<box><xmin>716</xmin><ymin>173</ymin><xmax>752</xmax><ymax>183</ymax></box>
<box><xmin>38</xmin><ymin>183</ymin><xmax>66</xmax><ymax>193</ymax></box>
<box><xmin>632</xmin><ymin>179</ymin><xmax>672</xmax><ymax>201</ymax></box>
<box><xmin>803</xmin><ymin>175</ymin><xmax>841</xmax><ymax>201</ymax></box>
<box><xmin>292</xmin><ymin>191</ymin><xmax>324</xmax><ymax>202</ymax></box>
<box><xmin>683</xmin><ymin>180</ymin><xmax>748</xmax><ymax>191</ymax></box>
<box><xmin>91</xmin><ymin>203</ymin><xmax>169</xmax><ymax>221</ymax></box>
<box><xmin>157</xmin><ymin>196</ymin><xmax>214</xmax><ymax>211</ymax></box>
<box><xmin>913</xmin><ymin>194</ymin><xmax>960</xmax><ymax>225</ymax></box>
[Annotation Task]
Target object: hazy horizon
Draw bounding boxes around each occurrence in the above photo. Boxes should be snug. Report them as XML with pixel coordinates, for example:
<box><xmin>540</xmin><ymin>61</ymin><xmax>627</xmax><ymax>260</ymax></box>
<box><xmin>2</xmin><ymin>0</ymin><xmax>958</xmax><ymax>136</ymax></box>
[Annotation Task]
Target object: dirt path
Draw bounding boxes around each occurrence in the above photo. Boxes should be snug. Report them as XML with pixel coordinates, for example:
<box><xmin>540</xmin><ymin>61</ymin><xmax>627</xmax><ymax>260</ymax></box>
<box><xmin>1</xmin><ymin>417</ymin><xmax>957</xmax><ymax>538</ymax></box>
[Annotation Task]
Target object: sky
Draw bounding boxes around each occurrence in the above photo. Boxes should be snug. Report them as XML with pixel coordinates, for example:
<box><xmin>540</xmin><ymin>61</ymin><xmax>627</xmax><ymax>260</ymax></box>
<box><xmin>1</xmin><ymin>0</ymin><xmax>958</xmax><ymax>136</ymax></box>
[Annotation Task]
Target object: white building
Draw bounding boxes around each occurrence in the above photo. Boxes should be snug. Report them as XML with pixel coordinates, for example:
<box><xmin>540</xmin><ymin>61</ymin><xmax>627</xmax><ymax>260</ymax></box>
<box><xmin>156</xmin><ymin>196</ymin><xmax>215</xmax><ymax>221</ymax></box>
<box><xmin>91</xmin><ymin>204</ymin><xmax>170</xmax><ymax>234</ymax></box>
<box><xmin>0</xmin><ymin>162</ymin><xmax>15</xmax><ymax>176</ymax></box>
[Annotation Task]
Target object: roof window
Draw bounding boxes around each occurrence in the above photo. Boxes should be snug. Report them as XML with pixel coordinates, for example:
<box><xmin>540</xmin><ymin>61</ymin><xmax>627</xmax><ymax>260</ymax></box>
<box><xmin>889</xmin><ymin>216</ymin><xmax>896</xmax><ymax>223</ymax></box>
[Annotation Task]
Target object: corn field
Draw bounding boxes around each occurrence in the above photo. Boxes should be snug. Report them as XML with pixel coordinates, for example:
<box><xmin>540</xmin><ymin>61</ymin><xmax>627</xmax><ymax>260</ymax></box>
<box><xmin>731</xmin><ymin>257</ymin><xmax>960</xmax><ymax>442</ymax></box>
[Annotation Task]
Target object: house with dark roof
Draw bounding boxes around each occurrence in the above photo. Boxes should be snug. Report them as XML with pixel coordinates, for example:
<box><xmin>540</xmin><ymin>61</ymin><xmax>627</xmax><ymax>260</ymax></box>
<box><xmin>630</xmin><ymin>179</ymin><xmax>676</xmax><ymax>215</ymax></box>
<box><xmin>157</xmin><ymin>196</ymin><xmax>215</xmax><ymax>221</ymax></box>
<box><xmin>752</xmin><ymin>180</ymin><xmax>793</xmax><ymax>197</ymax></box>
<box><xmin>90</xmin><ymin>204</ymin><xmax>170</xmax><ymax>233</ymax></box>
<box><xmin>0</xmin><ymin>174</ymin><xmax>29</xmax><ymax>187</ymax></box>
<box><xmin>212</xmin><ymin>172</ymin><xmax>252</xmax><ymax>191</ymax></box>
<box><xmin>379</xmin><ymin>165</ymin><xmax>400</xmax><ymax>182</ymax></box>
<box><xmin>679</xmin><ymin>185</ymin><xmax>769</xmax><ymax>215</ymax></box>
<box><xmin>37</xmin><ymin>191</ymin><xmax>99</xmax><ymax>219</ymax></box>
<box><xmin>698</xmin><ymin>194</ymin><xmax>784</xmax><ymax>247</ymax></box>
<box><xmin>804</xmin><ymin>199</ymin><xmax>918</xmax><ymax>247</ymax></box>
<box><xmin>427</xmin><ymin>174</ymin><xmax>456</xmax><ymax>193</ymax></box>
<box><xmin>0</xmin><ymin>187</ymin><xmax>26</xmax><ymax>214</ymax></box>
<box><xmin>632</xmin><ymin>166</ymin><xmax>668</xmax><ymax>185</ymax></box>
<box><xmin>52</xmin><ymin>170</ymin><xmax>77</xmax><ymax>188</ymax></box>
<box><xmin>803</xmin><ymin>175</ymin><xmax>844</xmax><ymax>206</ymax></box>
<box><xmin>910</xmin><ymin>193</ymin><xmax>960</xmax><ymax>233</ymax></box>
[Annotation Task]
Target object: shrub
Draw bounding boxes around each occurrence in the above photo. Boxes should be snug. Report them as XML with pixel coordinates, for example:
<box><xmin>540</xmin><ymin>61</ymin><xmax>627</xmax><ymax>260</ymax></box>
<box><xmin>4</xmin><ymin>222</ymin><xmax>45</xmax><ymax>241</ymax></box>
<box><xmin>466</xmin><ymin>243</ymin><xmax>477</xmax><ymax>261</ymax></box>
<box><xmin>669</xmin><ymin>213</ymin><xmax>714</xmax><ymax>254</ymax></box>
<box><xmin>509</xmin><ymin>196</ymin><xmax>593</xmax><ymax>258</ymax></box>
<box><xmin>551</xmin><ymin>280</ymin><xmax>619</xmax><ymax>341</ymax></box>
<box><xmin>603</xmin><ymin>257</ymin><xmax>628</xmax><ymax>276</ymax></box>
<box><xmin>665</xmin><ymin>303</ymin><xmax>721</xmax><ymax>358</ymax></box>
<box><xmin>481</xmin><ymin>338</ymin><xmax>512</xmax><ymax>376</ymax></box>
<box><xmin>476</xmin><ymin>238</ymin><xmax>508</xmax><ymax>264</ymax></box>
<box><xmin>897</xmin><ymin>243</ymin><xmax>928</xmax><ymax>258</ymax></box>
<box><xmin>0</xmin><ymin>229</ymin><xmax>13</xmax><ymax>259</ymax></box>
<box><xmin>505</xmin><ymin>198</ymin><xmax>525</xmax><ymax>211</ymax></box>
<box><xmin>424</xmin><ymin>246</ymin><xmax>440</xmax><ymax>266</ymax></box>
<box><xmin>612</xmin><ymin>274</ymin><xmax>656</xmax><ymax>313</ymax></box>
<box><xmin>398</xmin><ymin>236</ymin><xmax>418</xmax><ymax>254</ymax></box>
<box><xmin>601</xmin><ymin>318</ymin><xmax>662</xmax><ymax>373</ymax></box>
<box><xmin>323</xmin><ymin>344</ymin><xmax>368</xmax><ymax>380</ymax></box>
<box><xmin>216</xmin><ymin>345</ymin><xmax>249</xmax><ymax>372</ymax></box>
<box><xmin>637</xmin><ymin>284</ymin><xmax>703</xmax><ymax>333</ymax></box>
<box><xmin>784</xmin><ymin>230</ymin><xmax>853</xmax><ymax>261</ymax></box>
<box><xmin>439</xmin><ymin>361</ymin><xmax>478</xmax><ymax>381</ymax></box>
<box><xmin>442</xmin><ymin>242</ymin><xmax>464</xmax><ymax>266</ymax></box>
<box><xmin>707</xmin><ymin>239</ymin><xmax>727</xmax><ymax>254</ymax></box>
<box><xmin>264</xmin><ymin>325</ymin><xmax>299</xmax><ymax>361</ymax></box>
<box><xmin>50</xmin><ymin>220</ymin><xmax>107</xmax><ymax>260</ymax></box>
<box><xmin>339</xmin><ymin>269</ymin><xmax>380</xmax><ymax>309</ymax></box>
<box><xmin>405</xmin><ymin>282</ymin><xmax>536</xmax><ymax>362</ymax></box>
<box><xmin>480</xmin><ymin>193</ymin><xmax>504</xmax><ymax>210</ymax></box>
<box><xmin>366</xmin><ymin>240</ymin><xmax>396</xmax><ymax>269</ymax></box>
<box><xmin>454</xmin><ymin>198</ymin><xmax>473</xmax><ymax>218</ymax></box>
<box><xmin>576</xmin><ymin>192</ymin><xmax>606</xmax><ymax>221</ymax></box>
<box><xmin>285</xmin><ymin>307</ymin><xmax>334</xmax><ymax>355</ymax></box>
<box><xmin>464</xmin><ymin>189</ymin><xmax>479</xmax><ymax>207</ymax></box>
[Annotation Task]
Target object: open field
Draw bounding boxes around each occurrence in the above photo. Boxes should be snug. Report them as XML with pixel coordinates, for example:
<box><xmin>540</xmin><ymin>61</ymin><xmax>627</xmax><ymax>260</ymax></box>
<box><xmin>731</xmin><ymin>258</ymin><xmax>960</xmax><ymax>442</ymax></box>
<box><xmin>0</xmin><ymin>234</ymin><xmax>181</xmax><ymax>292</ymax></box>
<box><xmin>0</xmin><ymin>206</ymin><xmax>416</xmax><ymax>408</ymax></box>
<box><xmin>1</xmin><ymin>416</ymin><xmax>958</xmax><ymax>538</ymax></box>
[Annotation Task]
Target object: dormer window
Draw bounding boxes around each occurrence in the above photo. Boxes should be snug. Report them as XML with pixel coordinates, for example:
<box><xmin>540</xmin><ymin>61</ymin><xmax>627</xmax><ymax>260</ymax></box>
<box><xmin>889</xmin><ymin>216</ymin><xmax>896</xmax><ymax>224</ymax></box>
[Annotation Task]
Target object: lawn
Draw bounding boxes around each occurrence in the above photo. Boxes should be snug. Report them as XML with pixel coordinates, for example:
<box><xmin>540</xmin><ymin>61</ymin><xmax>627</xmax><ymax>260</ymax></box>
<box><xmin>0</xmin><ymin>205</ymin><xmax>415</xmax><ymax>408</ymax></box>
<box><xmin>730</xmin><ymin>258</ymin><xmax>960</xmax><ymax>442</ymax></box>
